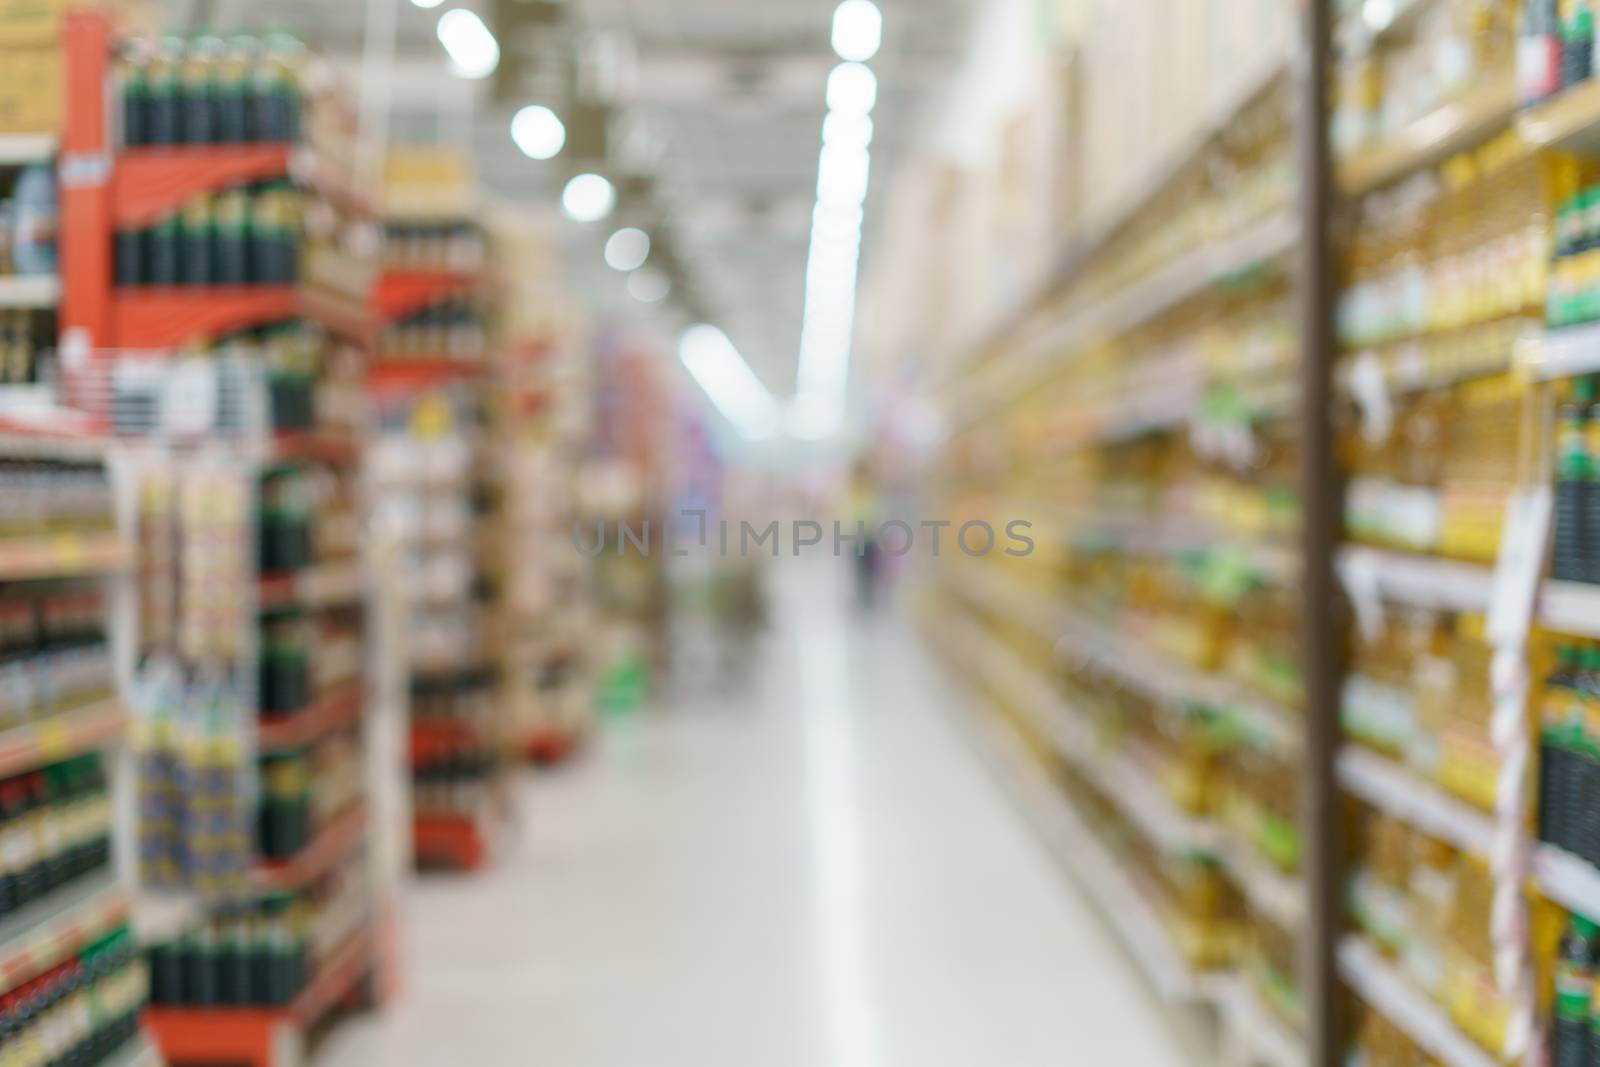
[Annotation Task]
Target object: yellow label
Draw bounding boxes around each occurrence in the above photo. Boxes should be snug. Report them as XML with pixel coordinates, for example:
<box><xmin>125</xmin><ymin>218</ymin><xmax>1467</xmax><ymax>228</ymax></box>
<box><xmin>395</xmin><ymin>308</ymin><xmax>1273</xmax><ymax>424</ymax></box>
<box><xmin>411</xmin><ymin>396</ymin><xmax>453</xmax><ymax>440</ymax></box>
<box><xmin>36</xmin><ymin>719</ymin><xmax>71</xmax><ymax>759</ymax></box>
<box><xmin>51</xmin><ymin>532</ymin><xmax>84</xmax><ymax>571</ymax></box>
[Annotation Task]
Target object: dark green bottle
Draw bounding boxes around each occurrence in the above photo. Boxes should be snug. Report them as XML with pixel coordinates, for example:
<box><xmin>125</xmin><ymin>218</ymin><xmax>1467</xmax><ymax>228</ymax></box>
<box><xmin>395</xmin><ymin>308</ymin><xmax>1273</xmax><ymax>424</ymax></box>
<box><xmin>1558</xmin><ymin>915</ymin><xmax>1599</xmax><ymax>1067</ymax></box>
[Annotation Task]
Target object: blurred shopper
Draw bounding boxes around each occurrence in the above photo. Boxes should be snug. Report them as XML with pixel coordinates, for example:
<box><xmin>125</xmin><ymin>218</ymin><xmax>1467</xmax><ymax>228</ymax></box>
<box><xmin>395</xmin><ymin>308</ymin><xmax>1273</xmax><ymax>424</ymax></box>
<box><xmin>847</xmin><ymin>459</ymin><xmax>884</xmax><ymax>609</ymax></box>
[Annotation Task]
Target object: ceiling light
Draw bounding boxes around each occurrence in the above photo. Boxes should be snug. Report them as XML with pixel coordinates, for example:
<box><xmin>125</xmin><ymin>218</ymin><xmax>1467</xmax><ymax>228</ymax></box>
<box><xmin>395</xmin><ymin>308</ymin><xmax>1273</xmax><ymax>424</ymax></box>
<box><xmin>679</xmin><ymin>325</ymin><xmax>781</xmax><ymax>440</ymax></box>
<box><xmin>562</xmin><ymin>173</ymin><xmax>616</xmax><ymax>223</ymax></box>
<box><xmin>816</xmin><ymin>143</ymin><xmax>871</xmax><ymax>206</ymax></box>
<box><xmin>825</xmin><ymin>62</ymin><xmax>878</xmax><ymax>117</ymax></box>
<box><xmin>412</xmin><ymin>0</ymin><xmax>444</xmax><ymax>8</ymax></box>
<box><xmin>628</xmin><ymin>269</ymin><xmax>670</xmax><ymax>303</ymax></box>
<box><xmin>511</xmin><ymin>105</ymin><xmax>565</xmax><ymax>160</ymax></box>
<box><xmin>831</xmin><ymin>0</ymin><xmax>882</xmax><ymax>62</ymax></box>
<box><xmin>604</xmin><ymin>227</ymin><xmax>650</xmax><ymax>271</ymax></box>
<box><xmin>437</xmin><ymin>9</ymin><xmax>499</xmax><ymax>79</ymax></box>
<box><xmin>822</xmin><ymin>111</ymin><xmax>874</xmax><ymax>150</ymax></box>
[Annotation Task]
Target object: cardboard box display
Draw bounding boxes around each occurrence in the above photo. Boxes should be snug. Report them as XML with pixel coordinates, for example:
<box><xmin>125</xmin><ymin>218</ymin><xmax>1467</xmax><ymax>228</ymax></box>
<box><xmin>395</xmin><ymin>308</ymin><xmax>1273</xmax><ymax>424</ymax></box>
<box><xmin>0</xmin><ymin>46</ymin><xmax>59</xmax><ymax>134</ymax></box>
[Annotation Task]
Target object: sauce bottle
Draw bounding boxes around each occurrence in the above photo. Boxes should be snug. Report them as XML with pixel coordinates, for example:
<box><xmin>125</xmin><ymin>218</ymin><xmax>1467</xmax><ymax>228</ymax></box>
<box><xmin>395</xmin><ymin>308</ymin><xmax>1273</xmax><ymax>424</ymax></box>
<box><xmin>1558</xmin><ymin>915</ymin><xmax>1600</xmax><ymax>1067</ymax></box>
<box><xmin>145</xmin><ymin>37</ymin><xmax>181</xmax><ymax>146</ymax></box>
<box><xmin>1557</xmin><ymin>396</ymin><xmax>1591</xmax><ymax>582</ymax></box>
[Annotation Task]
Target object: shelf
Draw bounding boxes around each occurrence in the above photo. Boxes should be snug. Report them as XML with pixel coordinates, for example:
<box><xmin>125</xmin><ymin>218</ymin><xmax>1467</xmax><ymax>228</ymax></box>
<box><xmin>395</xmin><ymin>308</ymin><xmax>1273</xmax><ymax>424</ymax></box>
<box><xmin>1338</xmin><ymin>936</ymin><xmax>1504</xmax><ymax>1067</ymax></box>
<box><xmin>935</xmin><ymin>53</ymin><xmax>1288</xmax><ymax>392</ymax></box>
<box><xmin>1337</xmin><ymin>0</ymin><xmax>1442</xmax><ymax>55</ymax></box>
<box><xmin>1218</xmin><ymin>977</ymin><xmax>1308</xmax><ymax>1067</ymax></box>
<box><xmin>941</xmin><ymin>564</ymin><xmax>1303</xmax><ymax>756</ymax></box>
<box><xmin>1336</xmin><ymin>544</ymin><xmax>1495</xmax><ymax>615</ymax></box>
<box><xmin>367</xmin><ymin>357</ymin><xmax>486</xmax><ymax>393</ymax></box>
<box><xmin>1533</xmin><ymin>845</ymin><xmax>1600</xmax><ymax>921</ymax></box>
<box><xmin>132</xmin><ymin>890</ymin><xmax>201</xmax><ymax>945</ymax></box>
<box><xmin>951</xmin><ymin>608</ymin><xmax>1223</xmax><ymax>857</ymax></box>
<box><xmin>1336</xmin><ymin>75</ymin><xmax>1519</xmax><ymax>197</ymax></box>
<box><xmin>413</xmin><ymin>810</ymin><xmax>490</xmax><ymax>871</ymax></box>
<box><xmin>144</xmin><ymin>924</ymin><xmax>373</xmax><ymax>1065</ymax></box>
<box><xmin>253</xmin><ymin>801</ymin><xmax>366</xmax><ymax>892</ymax></box>
<box><xmin>111</xmin><ymin>286</ymin><xmax>300</xmax><ymax>349</ymax></box>
<box><xmin>113</xmin><ymin>144</ymin><xmax>294</xmax><ymax>230</ymax></box>
<box><xmin>1517</xmin><ymin>77</ymin><xmax>1600</xmax><ymax>156</ymax></box>
<box><xmin>0</xmin><ymin>530</ymin><xmax>130</xmax><ymax>581</ymax></box>
<box><xmin>1337</xmin><ymin>745</ymin><xmax>1497</xmax><ymax>858</ymax></box>
<box><xmin>1533</xmin><ymin>321</ymin><xmax>1600</xmax><ymax>380</ymax></box>
<box><xmin>953</xmin><ymin>210</ymin><xmax>1299</xmax><ymax>427</ymax></box>
<box><xmin>371</xmin><ymin>269</ymin><xmax>478</xmax><ymax>325</ymax></box>
<box><xmin>257</xmin><ymin>560</ymin><xmax>363</xmax><ymax>614</ymax></box>
<box><xmin>1539</xmin><ymin>580</ymin><xmax>1600</xmax><ymax>637</ymax></box>
<box><xmin>269</xmin><ymin>431</ymin><xmax>361</xmax><ymax>467</ymax></box>
<box><xmin>259</xmin><ymin>680</ymin><xmax>363</xmax><ymax>753</ymax></box>
<box><xmin>0</xmin><ymin>133</ymin><xmax>57</xmax><ymax>164</ymax></box>
<box><xmin>0</xmin><ymin>699</ymin><xmax>128</xmax><ymax>778</ymax></box>
<box><xmin>0</xmin><ymin>877</ymin><xmax>128</xmax><ymax>991</ymax></box>
<box><xmin>1218</xmin><ymin>832</ymin><xmax>1307</xmax><ymax>932</ymax></box>
<box><xmin>932</xmin><ymin>626</ymin><xmax>1213</xmax><ymax>1004</ymax></box>
<box><xmin>0</xmin><ymin>274</ymin><xmax>60</xmax><ymax>307</ymax></box>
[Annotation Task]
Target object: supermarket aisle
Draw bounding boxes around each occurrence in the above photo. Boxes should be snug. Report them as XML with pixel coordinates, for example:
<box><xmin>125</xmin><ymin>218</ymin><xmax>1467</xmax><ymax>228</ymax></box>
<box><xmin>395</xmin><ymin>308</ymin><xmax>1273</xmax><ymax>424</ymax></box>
<box><xmin>320</xmin><ymin>560</ymin><xmax>1190</xmax><ymax>1067</ymax></box>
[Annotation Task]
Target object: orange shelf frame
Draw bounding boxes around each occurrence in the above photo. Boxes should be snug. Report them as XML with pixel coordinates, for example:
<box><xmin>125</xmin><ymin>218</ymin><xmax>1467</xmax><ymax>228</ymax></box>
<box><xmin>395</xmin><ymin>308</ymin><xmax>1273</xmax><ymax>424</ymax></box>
<box><xmin>367</xmin><ymin>357</ymin><xmax>485</xmax><ymax>394</ymax></box>
<box><xmin>371</xmin><ymin>269</ymin><xmax>478</xmax><ymax>324</ymax></box>
<box><xmin>412</xmin><ymin>812</ymin><xmax>488</xmax><ymax>871</ymax></box>
<box><xmin>112</xmin><ymin>145</ymin><xmax>294</xmax><ymax>231</ymax></box>
<box><xmin>409</xmin><ymin>718</ymin><xmax>481</xmax><ymax>769</ymax></box>
<box><xmin>253</xmin><ymin>801</ymin><xmax>366</xmax><ymax>892</ymax></box>
<box><xmin>110</xmin><ymin>286</ymin><xmax>300</xmax><ymax>349</ymax></box>
<box><xmin>144</xmin><ymin>925</ymin><xmax>373</xmax><ymax>1067</ymax></box>
<box><xmin>0</xmin><ymin>699</ymin><xmax>127</xmax><ymax>778</ymax></box>
<box><xmin>259</xmin><ymin>681</ymin><xmax>363</xmax><ymax>754</ymax></box>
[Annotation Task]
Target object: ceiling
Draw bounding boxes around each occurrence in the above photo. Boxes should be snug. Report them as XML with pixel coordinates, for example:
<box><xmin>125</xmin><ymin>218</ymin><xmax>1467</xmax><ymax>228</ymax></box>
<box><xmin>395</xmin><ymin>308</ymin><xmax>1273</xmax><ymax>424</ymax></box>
<box><xmin>163</xmin><ymin>0</ymin><xmax>977</xmax><ymax>395</ymax></box>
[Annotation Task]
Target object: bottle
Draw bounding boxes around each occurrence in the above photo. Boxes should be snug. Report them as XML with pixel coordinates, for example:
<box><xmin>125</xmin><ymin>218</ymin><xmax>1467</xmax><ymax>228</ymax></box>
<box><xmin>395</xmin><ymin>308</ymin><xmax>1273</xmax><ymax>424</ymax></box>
<box><xmin>145</xmin><ymin>37</ymin><xmax>181</xmax><ymax>145</ymax></box>
<box><xmin>216</xmin><ymin>35</ymin><xmax>255</xmax><ymax>143</ymax></box>
<box><xmin>1557</xmin><ymin>398</ymin><xmax>1591</xmax><ymax>582</ymax></box>
<box><xmin>179</xmin><ymin>31</ymin><xmax>220</xmax><ymax>145</ymax></box>
<box><xmin>1545</xmin><ymin>649</ymin><xmax>1581</xmax><ymax>849</ymax></box>
<box><xmin>117</xmin><ymin>40</ymin><xmax>148</xmax><ymax>147</ymax></box>
<box><xmin>1559</xmin><ymin>915</ymin><xmax>1600</xmax><ymax>1067</ymax></box>
<box><xmin>1569</xmin><ymin>2</ymin><xmax>1598</xmax><ymax>91</ymax></box>
<box><xmin>1523</xmin><ymin>0</ymin><xmax>1566</xmax><ymax>103</ymax></box>
<box><xmin>148</xmin><ymin>212</ymin><xmax>181</xmax><ymax>287</ymax></box>
<box><xmin>11</xmin><ymin>164</ymin><xmax>57</xmax><ymax>277</ymax></box>
<box><xmin>179</xmin><ymin>193</ymin><xmax>213</xmax><ymax>286</ymax></box>
<box><xmin>214</xmin><ymin>185</ymin><xmax>250</xmax><ymax>285</ymax></box>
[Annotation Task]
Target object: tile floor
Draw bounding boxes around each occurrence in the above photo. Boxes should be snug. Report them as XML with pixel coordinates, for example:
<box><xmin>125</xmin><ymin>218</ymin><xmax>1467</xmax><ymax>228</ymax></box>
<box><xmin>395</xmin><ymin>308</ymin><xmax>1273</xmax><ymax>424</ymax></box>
<box><xmin>318</xmin><ymin>562</ymin><xmax>1191</xmax><ymax>1066</ymax></box>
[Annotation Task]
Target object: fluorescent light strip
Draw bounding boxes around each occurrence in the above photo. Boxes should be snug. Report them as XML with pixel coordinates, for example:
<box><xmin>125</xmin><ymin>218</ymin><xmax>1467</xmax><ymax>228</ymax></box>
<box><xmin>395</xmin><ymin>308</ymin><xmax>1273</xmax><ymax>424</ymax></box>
<box><xmin>680</xmin><ymin>325</ymin><xmax>781</xmax><ymax>440</ymax></box>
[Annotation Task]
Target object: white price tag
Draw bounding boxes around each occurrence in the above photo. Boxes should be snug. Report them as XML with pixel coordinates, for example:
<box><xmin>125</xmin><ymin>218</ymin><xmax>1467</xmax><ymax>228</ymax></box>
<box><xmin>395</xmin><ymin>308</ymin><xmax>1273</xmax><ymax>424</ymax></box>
<box><xmin>162</xmin><ymin>358</ymin><xmax>218</xmax><ymax>438</ymax></box>
<box><xmin>1348</xmin><ymin>351</ymin><xmax>1394</xmax><ymax>445</ymax></box>
<box><xmin>1338</xmin><ymin>550</ymin><xmax>1387</xmax><ymax>642</ymax></box>
<box><xmin>1487</xmin><ymin>486</ymin><xmax>1553</xmax><ymax>651</ymax></box>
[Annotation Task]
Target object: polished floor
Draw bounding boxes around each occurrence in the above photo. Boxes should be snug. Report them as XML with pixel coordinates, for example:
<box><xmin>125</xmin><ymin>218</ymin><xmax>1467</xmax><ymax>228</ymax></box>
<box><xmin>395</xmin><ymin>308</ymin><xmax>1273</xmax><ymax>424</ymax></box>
<box><xmin>320</xmin><ymin>562</ymin><xmax>1191</xmax><ymax>1066</ymax></box>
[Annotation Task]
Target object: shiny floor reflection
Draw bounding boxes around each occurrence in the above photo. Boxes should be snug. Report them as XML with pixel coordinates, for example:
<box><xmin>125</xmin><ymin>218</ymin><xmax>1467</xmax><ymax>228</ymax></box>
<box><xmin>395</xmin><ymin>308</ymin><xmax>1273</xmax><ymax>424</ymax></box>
<box><xmin>319</xmin><ymin>561</ymin><xmax>1191</xmax><ymax>1066</ymax></box>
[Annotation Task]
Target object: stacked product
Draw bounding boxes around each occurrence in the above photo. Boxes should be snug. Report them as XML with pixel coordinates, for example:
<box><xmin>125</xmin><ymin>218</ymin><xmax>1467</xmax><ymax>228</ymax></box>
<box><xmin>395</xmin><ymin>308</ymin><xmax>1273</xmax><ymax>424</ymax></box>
<box><xmin>0</xmin><ymin>438</ymin><xmax>158</xmax><ymax>1067</ymax></box>
<box><xmin>487</xmin><ymin>218</ymin><xmax>595</xmax><ymax>761</ymax></box>
<box><xmin>923</xmin><ymin>66</ymin><xmax>1309</xmax><ymax>1061</ymax></box>
<box><xmin>46</xmin><ymin>13</ymin><xmax>389</xmax><ymax>1067</ymax></box>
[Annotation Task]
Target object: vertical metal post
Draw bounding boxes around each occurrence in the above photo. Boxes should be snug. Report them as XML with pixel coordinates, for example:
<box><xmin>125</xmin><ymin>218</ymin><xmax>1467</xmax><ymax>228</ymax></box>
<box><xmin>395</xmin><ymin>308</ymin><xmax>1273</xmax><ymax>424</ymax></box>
<box><xmin>1293</xmin><ymin>1</ymin><xmax>1339</xmax><ymax>1066</ymax></box>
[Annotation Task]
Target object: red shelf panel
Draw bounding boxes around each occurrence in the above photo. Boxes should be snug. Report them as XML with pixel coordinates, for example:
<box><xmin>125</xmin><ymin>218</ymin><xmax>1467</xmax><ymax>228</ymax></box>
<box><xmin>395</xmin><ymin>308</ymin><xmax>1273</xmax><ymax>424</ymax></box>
<box><xmin>372</xmin><ymin>269</ymin><xmax>477</xmax><ymax>324</ymax></box>
<box><xmin>259</xmin><ymin>681</ymin><xmax>363</xmax><ymax>753</ymax></box>
<box><xmin>144</xmin><ymin>925</ymin><xmax>372</xmax><ymax>1067</ymax></box>
<box><xmin>113</xmin><ymin>145</ymin><xmax>293</xmax><ymax>231</ymax></box>
<box><xmin>367</xmin><ymin>358</ymin><xmax>485</xmax><ymax>394</ymax></box>
<box><xmin>111</xmin><ymin>287</ymin><xmax>299</xmax><ymax>349</ymax></box>
<box><xmin>253</xmin><ymin>801</ymin><xmax>366</xmax><ymax>892</ymax></box>
<box><xmin>269</xmin><ymin>431</ymin><xmax>360</xmax><ymax>467</ymax></box>
<box><xmin>412</xmin><ymin>812</ymin><xmax>488</xmax><ymax>871</ymax></box>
